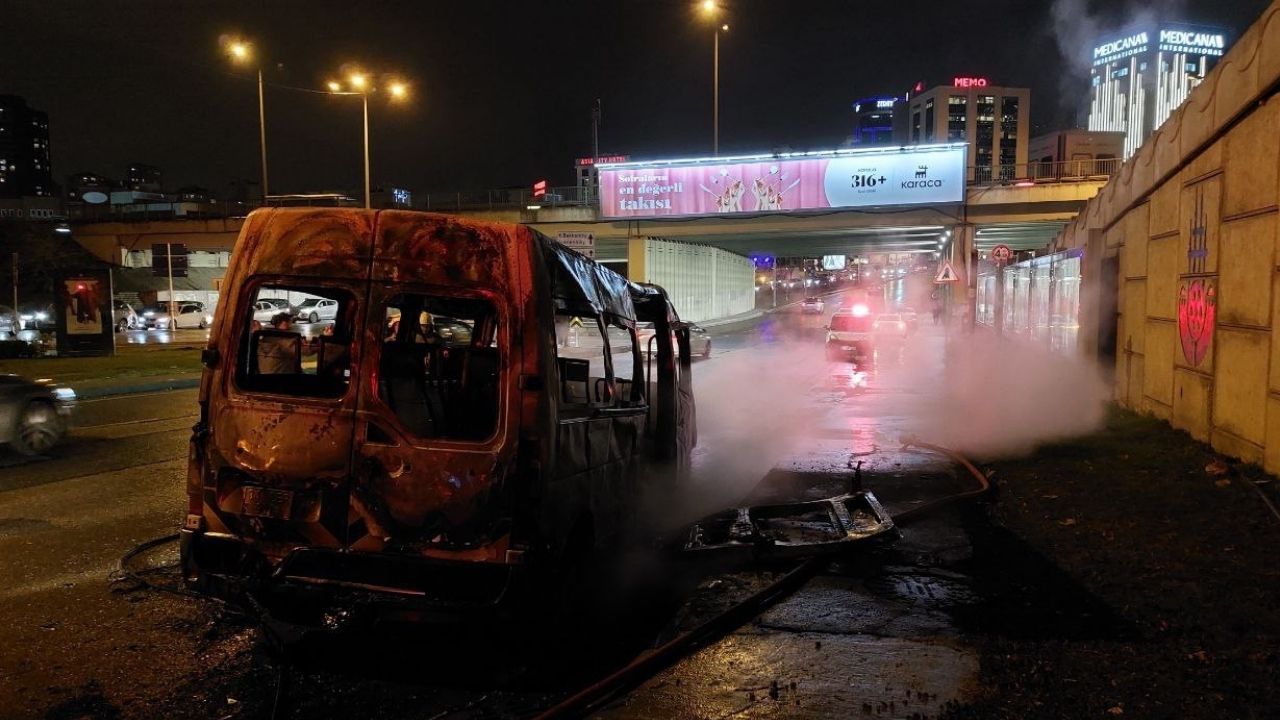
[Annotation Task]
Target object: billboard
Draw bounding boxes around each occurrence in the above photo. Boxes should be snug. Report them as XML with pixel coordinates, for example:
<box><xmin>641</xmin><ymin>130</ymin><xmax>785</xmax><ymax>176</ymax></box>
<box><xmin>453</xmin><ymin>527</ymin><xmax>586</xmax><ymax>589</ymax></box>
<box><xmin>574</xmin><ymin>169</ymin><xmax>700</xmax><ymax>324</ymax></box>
<box><xmin>55</xmin><ymin>269</ymin><xmax>114</xmax><ymax>357</ymax></box>
<box><xmin>598</xmin><ymin>146</ymin><xmax>966</xmax><ymax>219</ymax></box>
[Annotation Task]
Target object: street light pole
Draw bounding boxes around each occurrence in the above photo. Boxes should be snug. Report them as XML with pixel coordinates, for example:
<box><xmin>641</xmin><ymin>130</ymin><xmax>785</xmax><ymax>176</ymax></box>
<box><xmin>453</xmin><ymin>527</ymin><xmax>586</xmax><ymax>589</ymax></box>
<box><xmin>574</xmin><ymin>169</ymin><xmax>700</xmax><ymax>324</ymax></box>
<box><xmin>713</xmin><ymin>27</ymin><xmax>719</xmax><ymax>155</ymax></box>
<box><xmin>362</xmin><ymin>91</ymin><xmax>371</xmax><ymax>209</ymax></box>
<box><xmin>257</xmin><ymin>68</ymin><xmax>269</xmax><ymax>201</ymax></box>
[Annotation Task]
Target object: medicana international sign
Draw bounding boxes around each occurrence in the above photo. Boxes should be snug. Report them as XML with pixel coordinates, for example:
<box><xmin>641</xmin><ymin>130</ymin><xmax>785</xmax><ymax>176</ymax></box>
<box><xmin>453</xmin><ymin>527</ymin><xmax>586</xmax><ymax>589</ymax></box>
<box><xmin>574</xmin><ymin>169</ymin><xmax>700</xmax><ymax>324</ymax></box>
<box><xmin>1091</xmin><ymin>24</ymin><xmax>1226</xmax><ymax>66</ymax></box>
<box><xmin>597</xmin><ymin>145</ymin><xmax>966</xmax><ymax>220</ymax></box>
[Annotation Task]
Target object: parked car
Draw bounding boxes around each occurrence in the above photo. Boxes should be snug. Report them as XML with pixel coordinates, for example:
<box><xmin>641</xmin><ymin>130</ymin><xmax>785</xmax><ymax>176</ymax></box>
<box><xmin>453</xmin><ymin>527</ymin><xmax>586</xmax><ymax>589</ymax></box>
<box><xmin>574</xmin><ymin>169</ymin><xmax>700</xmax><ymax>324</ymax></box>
<box><xmin>112</xmin><ymin>300</ymin><xmax>138</xmax><ymax>332</ymax></box>
<box><xmin>801</xmin><ymin>297</ymin><xmax>825</xmax><ymax>314</ymax></box>
<box><xmin>17</xmin><ymin>303</ymin><xmax>55</xmax><ymax>331</ymax></box>
<box><xmin>252</xmin><ymin>298</ymin><xmax>295</xmax><ymax>324</ymax></box>
<box><xmin>295</xmin><ymin>297</ymin><xmax>339</xmax><ymax>324</ymax></box>
<box><xmin>637</xmin><ymin>322</ymin><xmax>712</xmax><ymax>358</ymax></box>
<box><xmin>0</xmin><ymin>305</ymin><xmax>20</xmax><ymax>337</ymax></box>
<box><xmin>0</xmin><ymin>374</ymin><xmax>76</xmax><ymax>455</ymax></box>
<box><xmin>154</xmin><ymin>301</ymin><xmax>213</xmax><ymax>330</ymax></box>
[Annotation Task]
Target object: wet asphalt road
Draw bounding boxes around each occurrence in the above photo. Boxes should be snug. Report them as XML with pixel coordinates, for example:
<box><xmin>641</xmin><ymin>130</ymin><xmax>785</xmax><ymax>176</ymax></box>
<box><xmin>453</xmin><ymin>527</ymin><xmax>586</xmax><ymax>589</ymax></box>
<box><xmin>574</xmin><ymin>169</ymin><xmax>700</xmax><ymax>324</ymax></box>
<box><xmin>0</xmin><ymin>275</ymin><xmax>978</xmax><ymax>718</ymax></box>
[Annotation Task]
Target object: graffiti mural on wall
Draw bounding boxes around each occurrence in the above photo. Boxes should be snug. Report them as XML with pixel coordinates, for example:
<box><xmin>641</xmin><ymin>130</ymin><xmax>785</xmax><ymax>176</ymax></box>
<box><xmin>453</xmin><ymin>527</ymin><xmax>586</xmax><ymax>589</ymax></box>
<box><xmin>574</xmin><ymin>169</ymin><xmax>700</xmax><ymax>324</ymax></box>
<box><xmin>1177</xmin><ymin>279</ymin><xmax>1216</xmax><ymax>367</ymax></box>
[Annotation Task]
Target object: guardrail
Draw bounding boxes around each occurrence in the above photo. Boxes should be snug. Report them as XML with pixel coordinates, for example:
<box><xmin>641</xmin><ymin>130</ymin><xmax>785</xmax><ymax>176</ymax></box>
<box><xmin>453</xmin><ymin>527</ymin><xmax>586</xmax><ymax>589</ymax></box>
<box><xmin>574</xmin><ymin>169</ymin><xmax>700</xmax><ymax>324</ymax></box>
<box><xmin>61</xmin><ymin>160</ymin><xmax>1120</xmax><ymax>224</ymax></box>
<box><xmin>969</xmin><ymin>158</ymin><xmax>1120</xmax><ymax>186</ymax></box>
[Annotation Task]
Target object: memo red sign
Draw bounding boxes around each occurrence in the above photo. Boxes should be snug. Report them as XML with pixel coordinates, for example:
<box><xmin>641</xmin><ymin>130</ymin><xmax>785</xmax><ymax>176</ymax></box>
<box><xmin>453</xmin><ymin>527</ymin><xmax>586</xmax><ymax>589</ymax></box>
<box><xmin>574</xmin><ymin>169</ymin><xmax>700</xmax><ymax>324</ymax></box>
<box><xmin>953</xmin><ymin>77</ymin><xmax>990</xmax><ymax>88</ymax></box>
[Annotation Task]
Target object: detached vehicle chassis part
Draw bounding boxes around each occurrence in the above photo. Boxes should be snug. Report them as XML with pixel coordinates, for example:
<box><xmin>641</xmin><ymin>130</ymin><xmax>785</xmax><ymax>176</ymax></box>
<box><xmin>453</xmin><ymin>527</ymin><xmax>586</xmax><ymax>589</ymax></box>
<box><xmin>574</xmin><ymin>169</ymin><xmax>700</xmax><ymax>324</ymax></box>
<box><xmin>682</xmin><ymin>491</ymin><xmax>895</xmax><ymax>560</ymax></box>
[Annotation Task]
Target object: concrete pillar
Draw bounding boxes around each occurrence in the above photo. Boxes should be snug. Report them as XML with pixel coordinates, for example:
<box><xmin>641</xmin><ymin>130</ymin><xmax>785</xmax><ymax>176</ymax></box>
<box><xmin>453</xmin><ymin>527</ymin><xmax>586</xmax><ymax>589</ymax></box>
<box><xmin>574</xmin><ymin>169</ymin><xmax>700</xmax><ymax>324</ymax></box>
<box><xmin>626</xmin><ymin>236</ymin><xmax>648</xmax><ymax>283</ymax></box>
<box><xmin>955</xmin><ymin>223</ymin><xmax>977</xmax><ymax>330</ymax></box>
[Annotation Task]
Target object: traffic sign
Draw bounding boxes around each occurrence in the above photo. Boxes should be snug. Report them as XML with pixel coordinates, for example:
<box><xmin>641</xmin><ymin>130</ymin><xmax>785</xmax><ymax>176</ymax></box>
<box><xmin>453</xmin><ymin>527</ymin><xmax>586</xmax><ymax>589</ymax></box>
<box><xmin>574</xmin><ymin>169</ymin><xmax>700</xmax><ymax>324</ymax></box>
<box><xmin>934</xmin><ymin>260</ymin><xmax>959</xmax><ymax>283</ymax></box>
<box><xmin>556</xmin><ymin>231</ymin><xmax>595</xmax><ymax>259</ymax></box>
<box><xmin>991</xmin><ymin>244</ymin><xmax>1013</xmax><ymax>265</ymax></box>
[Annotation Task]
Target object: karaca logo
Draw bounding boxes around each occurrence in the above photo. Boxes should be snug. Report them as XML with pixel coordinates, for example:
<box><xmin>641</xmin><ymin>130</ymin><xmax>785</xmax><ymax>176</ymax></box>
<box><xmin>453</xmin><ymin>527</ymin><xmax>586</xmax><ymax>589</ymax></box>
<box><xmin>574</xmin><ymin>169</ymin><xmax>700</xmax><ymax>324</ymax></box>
<box><xmin>1177</xmin><ymin>279</ymin><xmax>1216</xmax><ymax>367</ymax></box>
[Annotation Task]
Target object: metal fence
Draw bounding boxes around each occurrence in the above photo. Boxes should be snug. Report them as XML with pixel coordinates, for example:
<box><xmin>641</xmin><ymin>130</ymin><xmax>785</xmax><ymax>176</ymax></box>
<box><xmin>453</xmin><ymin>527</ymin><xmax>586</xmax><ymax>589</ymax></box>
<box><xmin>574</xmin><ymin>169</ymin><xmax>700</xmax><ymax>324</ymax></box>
<box><xmin>970</xmin><ymin>158</ymin><xmax>1120</xmax><ymax>185</ymax></box>
<box><xmin>59</xmin><ymin>159</ymin><xmax>1121</xmax><ymax>224</ymax></box>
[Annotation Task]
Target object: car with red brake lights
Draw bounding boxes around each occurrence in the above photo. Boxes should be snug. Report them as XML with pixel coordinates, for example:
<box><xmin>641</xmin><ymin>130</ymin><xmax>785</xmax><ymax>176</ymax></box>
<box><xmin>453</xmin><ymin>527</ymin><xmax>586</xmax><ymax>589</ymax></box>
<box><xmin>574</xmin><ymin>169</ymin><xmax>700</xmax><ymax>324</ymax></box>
<box><xmin>825</xmin><ymin>304</ymin><xmax>874</xmax><ymax>362</ymax></box>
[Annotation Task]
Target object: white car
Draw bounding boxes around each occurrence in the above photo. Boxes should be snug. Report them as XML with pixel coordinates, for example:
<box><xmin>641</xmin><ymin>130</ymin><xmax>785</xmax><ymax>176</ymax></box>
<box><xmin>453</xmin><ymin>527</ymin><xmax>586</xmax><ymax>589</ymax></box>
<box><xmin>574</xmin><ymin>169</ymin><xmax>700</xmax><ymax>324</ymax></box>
<box><xmin>826</xmin><ymin>307</ymin><xmax>874</xmax><ymax>362</ymax></box>
<box><xmin>252</xmin><ymin>298</ymin><xmax>295</xmax><ymax>323</ymax></box>
<box><xmin>295</xmin><ymin>298</ymin><xmax>339</xmax><ymax>324</ymax></box>
<box><xmin>873</xmin><ymin>313</ymin><xmax>908</xmax><ymax>338</ymax></box>
<box><xmin>113</xmin><ymin>300</ymin><xmax>138</xmax><ymax>332</ymax></box>
<box><xmin>0</xmin><ymin>305</ymin><xmax>20</xmax><ymax>337</ymax></box>
<box><xmin>155</xmin><ymin>302</ymin><xmax>213</xmax><ymax>330</ymax></box>
<box><xmin>801</xmin><ymin>297</ymin><xmax>825</xmax><ymax>314</ymax></box>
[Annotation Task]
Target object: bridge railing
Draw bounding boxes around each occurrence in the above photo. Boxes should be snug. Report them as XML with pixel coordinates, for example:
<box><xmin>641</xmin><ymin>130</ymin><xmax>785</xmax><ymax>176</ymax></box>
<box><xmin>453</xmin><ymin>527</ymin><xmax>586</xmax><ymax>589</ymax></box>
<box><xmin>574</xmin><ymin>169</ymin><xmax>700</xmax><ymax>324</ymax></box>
<box><xmin>421</xmin><ymin>185</ymin><xmax>592</xmax><ymax>211</ymax></box>
<box><xmin>969</xmin><ymin>158</ymin><xmax>1120</xmax><ymax>186</ymax></box>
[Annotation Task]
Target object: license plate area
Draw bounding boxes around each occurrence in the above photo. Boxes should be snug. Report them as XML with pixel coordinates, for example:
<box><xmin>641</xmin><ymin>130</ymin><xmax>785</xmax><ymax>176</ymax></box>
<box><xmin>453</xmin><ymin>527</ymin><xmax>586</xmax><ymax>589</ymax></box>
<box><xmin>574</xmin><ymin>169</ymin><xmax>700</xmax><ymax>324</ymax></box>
<box><xmin>242</xmin><ymin>486</ymin><xmax>294</xmax><ymax>520</ymax></box>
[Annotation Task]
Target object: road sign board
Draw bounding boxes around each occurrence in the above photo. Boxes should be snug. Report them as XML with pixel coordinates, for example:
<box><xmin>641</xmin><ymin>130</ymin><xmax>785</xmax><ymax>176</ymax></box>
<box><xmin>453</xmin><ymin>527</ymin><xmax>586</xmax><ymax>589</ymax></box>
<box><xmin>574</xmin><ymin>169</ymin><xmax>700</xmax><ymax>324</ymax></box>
<box><xmin>991</xmin><ymin>244</ymin><xmax>1013</xmax><ymax>265</ymax></box>
<box><xmin>934</xmin><ymin>260</ymin><xmax>959</xmax><ymax>283</ymax></box>
<box><xmin>556</xmin><ymin>231</ymin><xmax>595</xmax><ymax>259</ymax></box>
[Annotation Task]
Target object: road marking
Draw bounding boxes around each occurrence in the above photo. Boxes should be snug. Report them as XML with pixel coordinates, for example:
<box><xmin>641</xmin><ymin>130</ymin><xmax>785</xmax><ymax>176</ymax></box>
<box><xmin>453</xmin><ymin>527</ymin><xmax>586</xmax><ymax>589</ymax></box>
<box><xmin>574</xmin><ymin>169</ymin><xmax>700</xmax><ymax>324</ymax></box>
<box><xmin>78</xmin><ymin>388</ymin><xmax>198</xmax><ymax>404</ymax></box>
<box><xmin>76</xmin><ymin>414</ymin><xmax>195</xmax><ymax>430</ymax></box>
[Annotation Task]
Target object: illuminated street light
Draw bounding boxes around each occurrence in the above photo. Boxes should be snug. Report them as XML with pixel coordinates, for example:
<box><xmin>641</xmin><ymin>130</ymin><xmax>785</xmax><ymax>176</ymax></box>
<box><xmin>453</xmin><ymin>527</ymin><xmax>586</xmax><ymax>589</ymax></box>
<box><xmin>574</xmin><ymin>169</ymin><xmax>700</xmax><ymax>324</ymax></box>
<box><xmin>327</xmin><ymin>68</ymin><xmax>411</xmax><ymax>209</ymax></box>
<box><xmin>221</xmin><ymin>36</ymin><xmax>269</xmax><ymax>201</ymax></box>
<box><xmin>697</xmin><ymin>3</ymin><xmax>728</xmax><ymax>154</ymax></box>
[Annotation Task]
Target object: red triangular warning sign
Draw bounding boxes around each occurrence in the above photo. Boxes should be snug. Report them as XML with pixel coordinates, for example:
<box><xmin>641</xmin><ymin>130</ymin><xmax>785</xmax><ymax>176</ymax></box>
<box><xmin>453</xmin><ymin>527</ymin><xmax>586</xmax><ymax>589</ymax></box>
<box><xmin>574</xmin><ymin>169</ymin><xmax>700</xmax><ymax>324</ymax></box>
<box><xmin>934</xmin><ymin>261</ymin><xmax>959</xmax><ymax>283</ymax></box>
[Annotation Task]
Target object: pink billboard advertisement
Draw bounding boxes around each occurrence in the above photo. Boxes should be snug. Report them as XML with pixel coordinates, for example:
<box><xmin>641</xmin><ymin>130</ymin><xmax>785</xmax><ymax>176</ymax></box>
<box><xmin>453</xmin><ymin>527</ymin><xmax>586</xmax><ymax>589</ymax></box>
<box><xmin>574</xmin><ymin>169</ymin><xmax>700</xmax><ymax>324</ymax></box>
<box><xmin>597</xmin><ymin>147</ymin><xmax>966</xmax><ymax>219</ymax></box>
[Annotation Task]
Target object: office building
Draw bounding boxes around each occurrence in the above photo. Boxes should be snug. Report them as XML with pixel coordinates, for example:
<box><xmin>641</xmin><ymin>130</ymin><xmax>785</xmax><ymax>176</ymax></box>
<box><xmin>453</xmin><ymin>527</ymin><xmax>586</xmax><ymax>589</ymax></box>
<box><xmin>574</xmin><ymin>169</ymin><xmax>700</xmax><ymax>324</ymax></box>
<box><xmin>897</xmin><ymin>78</ymin><xmax>1030</xmax><ymax>182</ymax></box>
<box><xmin>0</xmin><ymin>95</ymin><xmax>54</xmax><ymax>198</ymax></box>
<box><xmin>126</xmin><ymin>163</ymin><xmax>163</xmax><ymax>192</ymax></box>
<box><xmin>1088</xmin><ymin>24</ymin><xmax>1228</xmax><ymax>158</ymax></box>
<box><xmin>851</xmin><ymin>96</ymin><xmax>898</xmax><ymax>145</ymax></box>
<box><xmin>66</xmin><ymin>172</ymin><xmax>115</xmax><ymax>202</ymax></box>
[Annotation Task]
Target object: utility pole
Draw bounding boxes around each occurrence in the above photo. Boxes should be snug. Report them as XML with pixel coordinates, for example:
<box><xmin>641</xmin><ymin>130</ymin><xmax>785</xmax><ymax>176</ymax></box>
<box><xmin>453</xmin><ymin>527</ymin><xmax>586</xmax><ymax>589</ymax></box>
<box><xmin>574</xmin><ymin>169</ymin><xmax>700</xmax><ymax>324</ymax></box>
<box><xmin>591</xmin><ymin>98</ymin><xmax>601</xmax><ymax>160</ymax></box>
<box><xmin>165</xmin><ymin>242</ymin><xmax>176</xmax><ymax>327</ymax></box>
<box><xmin>258</xmin><ymin>68</ymin><xmax>269</xmax><ymax>201</ymax></box>
<box><xmin>10</xmin><ymin>252</ymin><xmax>17</xmax><ymax>318</ymax></box>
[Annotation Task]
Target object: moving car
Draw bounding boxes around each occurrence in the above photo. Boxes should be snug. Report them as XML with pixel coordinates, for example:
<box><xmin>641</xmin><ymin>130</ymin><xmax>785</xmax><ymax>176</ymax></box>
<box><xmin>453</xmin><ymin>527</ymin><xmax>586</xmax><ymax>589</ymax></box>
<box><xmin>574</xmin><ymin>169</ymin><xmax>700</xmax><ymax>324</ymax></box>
<box><xmin>825</xmin><ymin>306</ymin><xmax>875</xmax><ymax>362</ymax></box>
<box><xmin>873</xmin><ymin>313</ymin><xmax>908</xmax><ymax>338</ymax></box>
<box><xmin>801</xmin><ymin>297</ymin><xmax>825</xmax><ymax>314</ymax></box>
<box><xmin>113</xmin><ymin>300</ymin><xmax>138</xmax><ymax>332</ymax></box>
<box><xmin>900</xmin><ymin>308</ymin><xmax>920</xmax><ymax>332</ymax></box>
<box><xmin>295</xmin><ymin>297</ymin><xmax>339</xmax><ymax>323</ymax></box>
<box><xmin>0</xmin><ymin>374</ymin><xmax>76</xmax><ymax>455</ymax></box>
<box><xmin>637</xmin><ymin>321</ymin><xmax>711</xmax><ymax>358</ymax></box>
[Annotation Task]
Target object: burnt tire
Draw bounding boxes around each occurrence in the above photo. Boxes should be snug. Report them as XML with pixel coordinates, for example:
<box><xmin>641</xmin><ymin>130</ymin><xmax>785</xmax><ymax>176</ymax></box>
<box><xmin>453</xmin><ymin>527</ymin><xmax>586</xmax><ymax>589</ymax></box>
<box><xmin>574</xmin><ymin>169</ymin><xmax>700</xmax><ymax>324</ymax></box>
<box><xmin>12</xmin><ymin>401</ymin><xmax>63</xmax><ymax>456</ymax></box>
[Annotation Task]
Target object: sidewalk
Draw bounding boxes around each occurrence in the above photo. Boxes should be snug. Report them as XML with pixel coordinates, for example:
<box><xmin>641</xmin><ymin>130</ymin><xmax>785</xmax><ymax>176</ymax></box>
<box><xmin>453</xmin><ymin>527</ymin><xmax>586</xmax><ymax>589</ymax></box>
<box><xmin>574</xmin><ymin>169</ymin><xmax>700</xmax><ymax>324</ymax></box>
<box><xmin>0</xmin><ymin>348</ymin><xmax>203</xmax><ymax>398</ymax></box>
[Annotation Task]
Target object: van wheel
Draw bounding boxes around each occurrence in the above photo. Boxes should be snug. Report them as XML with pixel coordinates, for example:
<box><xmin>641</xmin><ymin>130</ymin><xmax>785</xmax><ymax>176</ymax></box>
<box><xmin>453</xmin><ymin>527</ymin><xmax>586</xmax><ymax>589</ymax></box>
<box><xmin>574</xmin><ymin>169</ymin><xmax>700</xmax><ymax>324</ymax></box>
<box><xmin>13</xmin><ymin>401</ymin><xmax>63</xmax><ymax>456</ymax></box>
<box><xmin>308</xmin><ymin>312</ymin><xmax>319</xmax><ymax>324</ymax></box>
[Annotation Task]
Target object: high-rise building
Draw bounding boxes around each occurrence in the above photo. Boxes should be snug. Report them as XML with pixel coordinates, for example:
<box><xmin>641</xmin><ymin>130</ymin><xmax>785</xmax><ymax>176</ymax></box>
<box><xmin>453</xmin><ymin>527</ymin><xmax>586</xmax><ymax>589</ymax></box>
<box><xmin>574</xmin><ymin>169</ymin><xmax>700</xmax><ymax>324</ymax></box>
<box><xmin>851</xmin><ymin>96</ymin><xmax>898</xmax><ymax>145</ymax></box>
<box><xmin>0</xmin><ymin>95</ymin><xmax>54</xmax><ymax>198</ymax></box>
<box><xmin>125</xmin><ymin>163</ymin><xmax>163</xmax><ymax>192</ymax></box>
<box><xmin>896</xmin><ymin>78</ymin><xmax>1029</xmax><ymax>182</ymax></box>
<box><xmin>1087</xmin><ymin>24</ymin><xmax>1228</xmax><ymax>159</ymax></box>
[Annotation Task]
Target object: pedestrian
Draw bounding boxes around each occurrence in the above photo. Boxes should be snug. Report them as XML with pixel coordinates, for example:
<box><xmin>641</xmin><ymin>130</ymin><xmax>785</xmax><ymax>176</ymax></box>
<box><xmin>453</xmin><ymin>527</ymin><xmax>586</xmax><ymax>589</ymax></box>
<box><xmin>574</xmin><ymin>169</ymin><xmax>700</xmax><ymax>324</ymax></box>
<box><xmin>257</xmin><ymin>312</ymin><xmax>300</xmax><ymax>374</ymax></box>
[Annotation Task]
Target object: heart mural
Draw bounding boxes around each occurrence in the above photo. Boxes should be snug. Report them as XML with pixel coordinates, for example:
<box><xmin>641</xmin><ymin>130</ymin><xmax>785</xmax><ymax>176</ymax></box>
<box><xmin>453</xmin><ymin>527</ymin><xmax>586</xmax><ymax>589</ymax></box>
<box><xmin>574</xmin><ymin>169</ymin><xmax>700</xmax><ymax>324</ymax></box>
<box><xmin>1177</xmin><ymin>279</ymin><xmax>1216</xmax><ymax>367</ymax></box>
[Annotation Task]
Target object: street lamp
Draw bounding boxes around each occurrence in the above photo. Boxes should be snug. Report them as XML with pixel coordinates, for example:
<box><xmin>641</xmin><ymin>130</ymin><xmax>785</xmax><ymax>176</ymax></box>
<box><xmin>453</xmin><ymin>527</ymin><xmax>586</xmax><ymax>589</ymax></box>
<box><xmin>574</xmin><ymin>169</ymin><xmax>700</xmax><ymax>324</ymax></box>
<box><xmin>327</xmin><ymin>71</ymin><xmax>410</xmax><ymax>209</ymax></box>
<box><xmin>698</xmin><ymin>2</ymin><xmax>728</xmax><ymax>154</ymax></box>
<box><xmin>223</xmin><ymin>36</ymin><xmax>269</xmax><ymax>202</ymax></box>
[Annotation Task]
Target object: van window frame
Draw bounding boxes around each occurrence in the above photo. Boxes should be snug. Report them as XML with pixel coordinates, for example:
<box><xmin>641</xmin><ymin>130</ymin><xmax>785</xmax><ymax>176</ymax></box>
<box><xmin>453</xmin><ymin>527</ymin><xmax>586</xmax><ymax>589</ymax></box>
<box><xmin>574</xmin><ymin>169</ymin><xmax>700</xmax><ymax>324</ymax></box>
<box><xmin>365</xmin><ymin>283</ymin><xmax>507</xmax><ymax>448</ymax></box>
<box><xmin>229</xmin><ymin>276</ymin><xmax>360</xmax><ymax>404</ymax></box>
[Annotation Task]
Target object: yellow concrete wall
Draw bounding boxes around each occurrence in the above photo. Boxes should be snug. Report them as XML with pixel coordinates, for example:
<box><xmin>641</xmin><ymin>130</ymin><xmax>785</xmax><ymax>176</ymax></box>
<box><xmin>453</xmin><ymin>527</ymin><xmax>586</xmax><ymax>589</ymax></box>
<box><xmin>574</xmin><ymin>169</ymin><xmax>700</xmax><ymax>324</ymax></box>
<box><xmin>1057</xmin><ymin>1</ymin><xmax>1280</xmax><ymax>473</ymax></box>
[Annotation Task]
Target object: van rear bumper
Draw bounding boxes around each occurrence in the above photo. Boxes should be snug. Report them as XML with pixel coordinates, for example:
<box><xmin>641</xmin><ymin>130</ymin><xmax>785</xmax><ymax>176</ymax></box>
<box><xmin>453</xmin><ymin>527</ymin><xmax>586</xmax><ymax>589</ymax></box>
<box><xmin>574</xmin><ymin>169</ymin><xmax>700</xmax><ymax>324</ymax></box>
<box><xmin>181</xmin><ymin>529</ymin><xmax>520</xmax><ymax>628</ymax></box>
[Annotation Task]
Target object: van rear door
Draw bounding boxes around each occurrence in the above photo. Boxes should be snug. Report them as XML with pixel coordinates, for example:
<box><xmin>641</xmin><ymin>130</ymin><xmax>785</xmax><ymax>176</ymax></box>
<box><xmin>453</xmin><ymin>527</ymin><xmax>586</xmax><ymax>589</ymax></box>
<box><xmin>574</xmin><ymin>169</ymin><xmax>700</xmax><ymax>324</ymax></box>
<box><xmin>204</xmin><ymin>210</ymin><xmax>374</xmax><ymax>557</ymax></box>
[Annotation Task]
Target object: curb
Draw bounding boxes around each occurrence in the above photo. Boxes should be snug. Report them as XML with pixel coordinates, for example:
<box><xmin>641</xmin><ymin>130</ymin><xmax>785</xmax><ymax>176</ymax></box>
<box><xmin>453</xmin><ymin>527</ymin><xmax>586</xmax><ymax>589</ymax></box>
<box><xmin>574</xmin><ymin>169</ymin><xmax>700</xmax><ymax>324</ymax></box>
<box><xmin>75</xmin><ymin>376</ymin><xmax>201</xmax><ymax>400</ymax></box>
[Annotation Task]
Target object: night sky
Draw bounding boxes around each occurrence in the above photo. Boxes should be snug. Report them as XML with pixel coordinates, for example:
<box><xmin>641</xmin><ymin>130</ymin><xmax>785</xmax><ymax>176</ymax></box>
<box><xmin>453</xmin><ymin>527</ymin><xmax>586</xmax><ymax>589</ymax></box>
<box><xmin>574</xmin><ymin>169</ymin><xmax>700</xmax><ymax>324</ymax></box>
<box><xmin>2</xmin><ymin>0</ymin><xmax>1269</xmax><ymax>198</ymax></box>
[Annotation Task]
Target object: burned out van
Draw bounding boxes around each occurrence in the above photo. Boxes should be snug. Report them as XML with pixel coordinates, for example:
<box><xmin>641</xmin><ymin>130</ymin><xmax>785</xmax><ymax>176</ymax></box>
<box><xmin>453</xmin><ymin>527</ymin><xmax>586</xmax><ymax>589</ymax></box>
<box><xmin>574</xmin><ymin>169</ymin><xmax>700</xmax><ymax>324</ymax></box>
<box><xmin>181</xmin><ymin>209</ymin><xmax>696</xmax><ymax>622</ymax></box>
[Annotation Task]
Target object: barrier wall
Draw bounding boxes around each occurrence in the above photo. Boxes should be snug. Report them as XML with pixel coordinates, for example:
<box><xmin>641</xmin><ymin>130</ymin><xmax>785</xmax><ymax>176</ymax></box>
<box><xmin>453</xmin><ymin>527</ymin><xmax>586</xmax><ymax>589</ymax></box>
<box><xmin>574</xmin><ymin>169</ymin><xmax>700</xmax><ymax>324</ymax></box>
<box><xmin>626</xmin><ymin>237</ymin><xmax>755</xmax><ymax>323</ymax></box>
<box><xmin>1054</xmin><ymin>2</ymin><xmax>1280</xmax><ymax>471</ymax></box>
